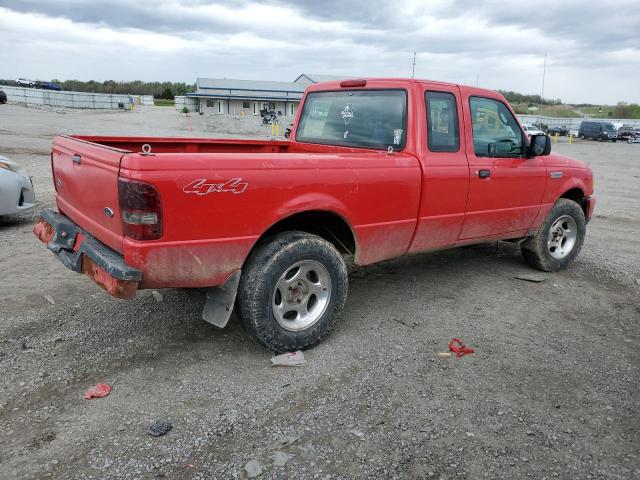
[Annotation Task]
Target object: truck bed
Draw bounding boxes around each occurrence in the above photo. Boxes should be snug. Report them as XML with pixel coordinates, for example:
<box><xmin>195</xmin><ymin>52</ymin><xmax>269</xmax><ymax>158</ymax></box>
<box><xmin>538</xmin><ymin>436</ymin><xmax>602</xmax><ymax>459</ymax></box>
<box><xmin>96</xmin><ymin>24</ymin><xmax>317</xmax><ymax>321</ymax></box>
<box><xmin>74</xmin><ymin>136</ymin><xmax>291</xmax><ymax>154</ymax></box>
<box><xmin>51</xmin><ymin>134</ymin><xmax>422</xmax><ymax>290</ymax></box>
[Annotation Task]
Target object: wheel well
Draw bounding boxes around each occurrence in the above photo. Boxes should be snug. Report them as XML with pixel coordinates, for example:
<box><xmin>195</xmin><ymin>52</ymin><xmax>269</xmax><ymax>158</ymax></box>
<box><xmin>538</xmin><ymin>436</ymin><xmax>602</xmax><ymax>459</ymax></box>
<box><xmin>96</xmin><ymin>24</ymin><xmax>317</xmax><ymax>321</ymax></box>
<box><xmin>259</xmin><ymin>211</ymin><xmax>356</xmax><ymax>255</ymax></box>
<box><xmin>560</xmin><ymin>188</ymin><xmax>587</xmax><ymax>215</ymax></box>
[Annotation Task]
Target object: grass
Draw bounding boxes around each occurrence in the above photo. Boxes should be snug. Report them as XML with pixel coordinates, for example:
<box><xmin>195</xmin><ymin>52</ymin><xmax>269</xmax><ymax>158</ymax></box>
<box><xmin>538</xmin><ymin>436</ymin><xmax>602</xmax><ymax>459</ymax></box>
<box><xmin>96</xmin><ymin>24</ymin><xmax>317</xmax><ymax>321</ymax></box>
<box><xmin>578</xmin><ymin>105</ymin><xmax>640</xmax><ymax>119</ymax></box>
<box><xmin>154</xmin><ymin>98</ymin><xmax>175</xmax><ymax>107</ymax></box>
<box><xmin>535</xmin><ymin>107</ymin><xmax>580</xmax><ymax>118</ymax></box>
<box><xmin>513</xmin><ymin>102</ymin><xmax>640</xmax><ymax>119</ymax></box>
<box><xmin>511</xmin><ymin>103</ymin><xmax>580</xmax><ymax>118</ymax></box>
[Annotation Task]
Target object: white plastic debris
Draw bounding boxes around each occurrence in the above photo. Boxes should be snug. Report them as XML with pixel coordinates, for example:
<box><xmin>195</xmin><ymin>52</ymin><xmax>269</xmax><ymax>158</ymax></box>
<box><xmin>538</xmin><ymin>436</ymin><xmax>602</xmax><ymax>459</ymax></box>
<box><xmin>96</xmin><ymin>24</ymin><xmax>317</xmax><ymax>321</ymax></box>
<box><xmin>270</xmin><ymin>351</ymin><xmax>307</xmax><ymax>367</ymax></box>
<box><xmin>245</xmin><ymin>460</ymin><xmax>263</xmax><ymax>478</ymax></box>
<box><xmin>43</xmin><ymin>295</ymin><xmax>55</xmax><ymax>305</ymax></box>
<box><xmin>273</xmin><ymin>451</ymin><xmax>293</xmax><ymax>467</ymax></box>
<box><xmin>151</xmin><ymin>290</ymin><xmax>164</xmax><ymax>302</ymax></box>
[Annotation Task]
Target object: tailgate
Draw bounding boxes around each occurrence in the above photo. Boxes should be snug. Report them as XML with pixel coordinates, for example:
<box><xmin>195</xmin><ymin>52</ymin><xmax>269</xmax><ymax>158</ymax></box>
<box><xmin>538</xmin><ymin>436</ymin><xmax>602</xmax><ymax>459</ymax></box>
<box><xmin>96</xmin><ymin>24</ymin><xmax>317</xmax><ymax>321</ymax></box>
<box><xmin>52</xmin><ymin>135</ymin><xmax>126</xmax><ymax>252</ymax></box>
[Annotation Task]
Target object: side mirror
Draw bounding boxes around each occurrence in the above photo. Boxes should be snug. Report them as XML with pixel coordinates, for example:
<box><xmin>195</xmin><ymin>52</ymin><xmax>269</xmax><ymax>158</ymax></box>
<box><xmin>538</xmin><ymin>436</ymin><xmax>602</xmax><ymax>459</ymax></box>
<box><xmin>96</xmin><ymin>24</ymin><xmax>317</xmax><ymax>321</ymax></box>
<box><xmin>528</xmin><ymin>134</ymin><xmax>551</xmax><ymax>157</ymax></box>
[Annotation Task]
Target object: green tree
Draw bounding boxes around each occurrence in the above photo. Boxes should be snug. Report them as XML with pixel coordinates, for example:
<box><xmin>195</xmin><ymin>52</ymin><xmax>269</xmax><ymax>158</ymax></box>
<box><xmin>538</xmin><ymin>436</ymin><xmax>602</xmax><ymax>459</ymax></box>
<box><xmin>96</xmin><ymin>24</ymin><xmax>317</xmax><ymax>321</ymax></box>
<box><xmin>160</xmin><ymin>87</ymin><xmax>174</xmax><ymax>99</ymax></box>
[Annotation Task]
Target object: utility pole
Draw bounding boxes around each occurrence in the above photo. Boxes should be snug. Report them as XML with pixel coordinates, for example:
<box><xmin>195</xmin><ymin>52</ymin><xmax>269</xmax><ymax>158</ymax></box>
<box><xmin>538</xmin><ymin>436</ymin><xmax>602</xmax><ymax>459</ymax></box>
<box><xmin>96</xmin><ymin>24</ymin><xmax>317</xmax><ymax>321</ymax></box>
<box><xmin>541</xmin><ymin>53</ymin><xmax>547</xmax><ymax>103</ymax></box>
<box><xmin>411</xmin><ymin>52</ymin><xmax>416</xmax><ymax>78</ymax></box>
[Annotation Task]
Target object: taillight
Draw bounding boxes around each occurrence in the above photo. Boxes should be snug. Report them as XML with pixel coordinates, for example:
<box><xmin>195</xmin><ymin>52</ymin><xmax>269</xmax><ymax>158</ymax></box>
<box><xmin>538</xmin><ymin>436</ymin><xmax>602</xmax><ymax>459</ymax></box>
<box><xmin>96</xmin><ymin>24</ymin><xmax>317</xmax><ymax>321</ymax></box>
<box><xmin>118</xmin><ymin>178</ymin><xmax>163</xmax><ymax>240</ymax></box>
<box><xmin>340</xmin><ymin>79</ymin><xmax>367</xmax><ymax>87</ymax></box>
<box><xmin>51</xmin><ymin>153</ymin><xmax>58</xmax><ymax>192</ymax></box>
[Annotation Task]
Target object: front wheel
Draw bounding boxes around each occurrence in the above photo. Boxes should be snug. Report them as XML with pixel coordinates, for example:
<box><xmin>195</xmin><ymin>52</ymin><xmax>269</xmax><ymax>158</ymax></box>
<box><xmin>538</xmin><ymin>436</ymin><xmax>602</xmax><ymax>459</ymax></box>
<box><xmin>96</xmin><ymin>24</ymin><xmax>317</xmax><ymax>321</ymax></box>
<box><xmin>236</xmin><ymin>231</ymin><xmax>348</xmax><ymax>352</ymax></box>
<box><xmin>521</xmin><ymin>199</ymin><xmax>586</xmax><ymax>271</ymax></box>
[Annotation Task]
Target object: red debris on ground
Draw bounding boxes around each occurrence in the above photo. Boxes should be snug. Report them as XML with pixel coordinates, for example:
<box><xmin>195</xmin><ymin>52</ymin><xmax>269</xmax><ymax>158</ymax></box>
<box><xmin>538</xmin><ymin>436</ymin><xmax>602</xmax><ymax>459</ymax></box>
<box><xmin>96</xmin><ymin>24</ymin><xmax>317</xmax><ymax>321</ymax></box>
<box><xmin>83</xmin><ymin>383</ymin><xmax>112</xmax><ymax>400</ymax></box>
<box><xmin>448</xmin><ymin>338</ymin><xmax>475</xmax><ymax>357</ymax></box>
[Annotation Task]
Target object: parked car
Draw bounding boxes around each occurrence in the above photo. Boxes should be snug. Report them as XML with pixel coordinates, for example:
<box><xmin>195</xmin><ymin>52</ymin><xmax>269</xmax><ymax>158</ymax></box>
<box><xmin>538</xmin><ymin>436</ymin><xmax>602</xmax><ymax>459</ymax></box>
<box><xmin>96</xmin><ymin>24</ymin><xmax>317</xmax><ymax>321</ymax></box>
<box><xmin>34</xmin><ymin>78</ymin><xmax>594</xmax><ymax>352</ymax></box>
<box><xmin>578</xmin><ymin>121</ymin><xmax>618</xmax><ymax>142</ymax></box>
<box><xmin>617</xmin><ymin>126</ymin><xmax>640</xmax><ymax>141</ymax></box>
<box><xmin>40</xmin><ymin>82</ymin><xmax>62</xmax><ymax>91</ymax></box>
<box><xmin>0</xmin><ymin>89</ymin><xmax>7</xmax><ymax>104</ymax></box>
<box><xmin>0</xmin><ymin>155</ymin><xmax>36</xmax><ymax>217</ymax></box>
<box><xmin>547</xmin><ymin>125</ymin><xmax>568</xmax><ymax>136</ymax></box>
<box><xmin>16</xmin><ymin>78</ymin><xmax>36</xmax><ymax>87</ymax></box>
<box><xmin>522</xmin><ymin>123</ymin><xmax>545</xmax><ymax>139</ymax></box>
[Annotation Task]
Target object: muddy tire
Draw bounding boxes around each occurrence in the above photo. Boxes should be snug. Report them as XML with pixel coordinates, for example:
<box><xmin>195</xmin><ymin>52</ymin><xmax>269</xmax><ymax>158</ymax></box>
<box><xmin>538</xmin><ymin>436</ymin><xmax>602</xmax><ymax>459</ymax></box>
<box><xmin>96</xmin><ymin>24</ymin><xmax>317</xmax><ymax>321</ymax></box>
<box><xmin>521</xmin><ymin>198</ymin><xmax>586</xmax><ymax>272</ymax></box>
<box><xmin>236</xmin><ymin>231</ymin><xmax>348</xmax><ymax>352</ymax></box>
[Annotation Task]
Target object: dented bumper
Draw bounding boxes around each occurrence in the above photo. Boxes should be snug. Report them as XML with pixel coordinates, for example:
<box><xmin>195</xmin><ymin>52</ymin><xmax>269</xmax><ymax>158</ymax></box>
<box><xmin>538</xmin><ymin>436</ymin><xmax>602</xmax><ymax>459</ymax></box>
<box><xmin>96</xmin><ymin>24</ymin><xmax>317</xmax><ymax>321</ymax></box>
<box><xmin>34</xmin><ymin>209</ymin><xmax>141</xmax><ymax>298</ymax></box>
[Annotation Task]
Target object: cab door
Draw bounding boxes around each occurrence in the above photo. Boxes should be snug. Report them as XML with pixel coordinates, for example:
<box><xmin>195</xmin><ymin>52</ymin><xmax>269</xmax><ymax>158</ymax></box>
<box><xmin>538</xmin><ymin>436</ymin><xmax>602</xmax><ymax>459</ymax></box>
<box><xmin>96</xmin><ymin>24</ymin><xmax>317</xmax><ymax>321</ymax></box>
<box><xmin>409</xmin><ymin>85</ymin><xmax>469</xmax><ymax>252</ymax></box>
<box><xmin>459</xmin><ymin>93</ymin><xmax>546</xmax><ymax>239</ymax></box>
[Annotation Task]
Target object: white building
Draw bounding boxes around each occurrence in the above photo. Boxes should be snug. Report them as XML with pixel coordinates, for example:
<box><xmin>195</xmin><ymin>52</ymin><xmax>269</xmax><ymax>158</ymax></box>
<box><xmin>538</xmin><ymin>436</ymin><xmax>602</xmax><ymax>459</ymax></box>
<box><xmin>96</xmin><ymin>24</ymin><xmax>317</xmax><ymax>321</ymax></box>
<box><xmin>186</xmin><ymin>74</ymin><xmax>350</xmax><ymax>117</ymax></box>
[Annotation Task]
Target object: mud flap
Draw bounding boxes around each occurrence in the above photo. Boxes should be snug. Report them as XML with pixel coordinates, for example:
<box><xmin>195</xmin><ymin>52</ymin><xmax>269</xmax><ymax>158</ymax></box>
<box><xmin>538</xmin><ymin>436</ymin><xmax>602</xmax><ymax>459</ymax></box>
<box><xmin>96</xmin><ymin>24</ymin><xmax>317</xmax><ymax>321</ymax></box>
<box><xmin>202</xmin><ymin>271</ymin><xmax>241</xmax><ymax>328</ymax></box>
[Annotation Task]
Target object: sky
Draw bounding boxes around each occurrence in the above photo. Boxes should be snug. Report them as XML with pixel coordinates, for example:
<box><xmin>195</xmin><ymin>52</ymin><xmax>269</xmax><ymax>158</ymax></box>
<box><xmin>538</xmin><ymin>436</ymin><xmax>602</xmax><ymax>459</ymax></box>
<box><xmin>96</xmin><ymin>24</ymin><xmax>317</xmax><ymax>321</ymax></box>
<box><xmin>0</xmin><ymin>0</ymin><xmax>638</xmax><ymax>104</ymax></box>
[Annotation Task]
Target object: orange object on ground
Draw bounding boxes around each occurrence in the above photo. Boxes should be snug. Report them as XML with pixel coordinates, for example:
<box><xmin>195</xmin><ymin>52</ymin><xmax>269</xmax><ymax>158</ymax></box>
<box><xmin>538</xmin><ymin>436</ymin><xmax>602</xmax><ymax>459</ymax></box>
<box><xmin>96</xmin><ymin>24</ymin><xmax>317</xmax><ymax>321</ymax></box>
<box><xmin>84</xmin><ymin>383</ymin><xmax>112</xmax><ymax>399</ymax></box>
<box><xmin>448</xmin><ymin>338</ymin><xmax>475</xmax><ymax>357</ymax></box>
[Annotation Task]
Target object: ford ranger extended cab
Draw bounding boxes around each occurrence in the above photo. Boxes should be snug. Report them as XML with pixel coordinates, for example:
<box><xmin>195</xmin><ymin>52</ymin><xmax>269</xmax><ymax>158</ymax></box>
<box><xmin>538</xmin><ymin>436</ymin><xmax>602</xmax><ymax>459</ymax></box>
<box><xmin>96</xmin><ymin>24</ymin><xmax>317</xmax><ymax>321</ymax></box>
<box><xmin>34</xmin><ymin>78</ymin><xmax>594</xmax><ymax>352</ymax></box>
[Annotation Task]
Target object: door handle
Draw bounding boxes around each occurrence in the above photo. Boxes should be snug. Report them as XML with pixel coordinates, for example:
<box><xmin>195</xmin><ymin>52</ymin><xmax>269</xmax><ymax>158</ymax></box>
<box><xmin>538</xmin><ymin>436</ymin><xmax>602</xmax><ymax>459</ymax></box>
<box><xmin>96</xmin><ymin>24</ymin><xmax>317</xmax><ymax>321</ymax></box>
<box><xmin>72</xmin><ymin>154</ymin><xmax>81</xmax><ymax>165</ymax></box>
<box><xmin>477</xmin><ymin>169</ymin><xmax>491</xmax><ymax>178</ymax></box>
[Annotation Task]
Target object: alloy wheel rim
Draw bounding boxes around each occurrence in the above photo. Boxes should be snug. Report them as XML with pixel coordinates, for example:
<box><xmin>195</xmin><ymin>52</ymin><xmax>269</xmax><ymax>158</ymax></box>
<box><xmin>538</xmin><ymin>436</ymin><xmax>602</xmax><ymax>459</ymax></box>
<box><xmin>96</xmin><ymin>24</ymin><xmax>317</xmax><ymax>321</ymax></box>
<box><xmin>272</xmin><ymin>260</ymin><xmax>332</xmax><ymax>331</ymax></box>
<box><xmin>547</xmin><ymin>215</ymin><xmax>578</xmax><ymax>259</ymax></box>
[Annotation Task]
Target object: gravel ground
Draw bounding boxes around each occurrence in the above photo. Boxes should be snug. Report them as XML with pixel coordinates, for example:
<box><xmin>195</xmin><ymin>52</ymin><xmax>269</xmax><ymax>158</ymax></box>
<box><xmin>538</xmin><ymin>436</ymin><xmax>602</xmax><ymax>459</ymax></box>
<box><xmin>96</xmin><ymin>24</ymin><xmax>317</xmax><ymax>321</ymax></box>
<box><xmin>0</xmin><ymin>104</ymin><xmax>639</xmax><ymax>479</ymax></box>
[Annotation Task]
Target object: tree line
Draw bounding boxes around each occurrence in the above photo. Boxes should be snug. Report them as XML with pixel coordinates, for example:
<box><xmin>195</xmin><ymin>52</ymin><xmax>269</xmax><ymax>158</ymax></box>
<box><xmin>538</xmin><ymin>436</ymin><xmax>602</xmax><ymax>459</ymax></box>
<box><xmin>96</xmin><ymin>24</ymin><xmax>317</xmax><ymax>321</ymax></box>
<box><xmin>0</xmin><ymin>79</ymin><xmax>195</xmax><ymax>99</ymax></box>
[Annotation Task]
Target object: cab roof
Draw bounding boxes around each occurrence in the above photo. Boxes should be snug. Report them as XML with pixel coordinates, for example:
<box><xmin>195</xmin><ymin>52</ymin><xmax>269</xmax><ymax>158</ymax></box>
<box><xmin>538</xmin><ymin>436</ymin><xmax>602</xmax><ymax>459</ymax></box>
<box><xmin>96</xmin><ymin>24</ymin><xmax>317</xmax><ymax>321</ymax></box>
<box><xmin>305</xmin><ymin>77</ymin><xmax>502</xmax><ymax>99</ymax></box>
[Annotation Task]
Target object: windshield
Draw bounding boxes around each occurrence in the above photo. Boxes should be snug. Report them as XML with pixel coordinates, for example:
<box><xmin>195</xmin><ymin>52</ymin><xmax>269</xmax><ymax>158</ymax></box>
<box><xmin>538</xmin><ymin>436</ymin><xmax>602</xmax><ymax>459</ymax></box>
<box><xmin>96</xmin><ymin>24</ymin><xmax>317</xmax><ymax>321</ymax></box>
<box><xmin>296</xmin><ymin>89</ymin><xmax>407</xmax><ymax>150</ymax></box>
<box><xmin>603</xmin><ymin>123</ymin><xmax>616</xmax><ymax>131</ymax></box>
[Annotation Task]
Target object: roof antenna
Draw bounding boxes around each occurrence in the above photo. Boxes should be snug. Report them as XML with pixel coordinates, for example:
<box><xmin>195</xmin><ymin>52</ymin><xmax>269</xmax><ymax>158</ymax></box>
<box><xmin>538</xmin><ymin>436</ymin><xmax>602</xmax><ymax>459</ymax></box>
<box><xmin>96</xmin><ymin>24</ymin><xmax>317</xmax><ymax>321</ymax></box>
<box><xmin>411</xmin><ymin>52</ymin><xmax>416</xmax><ymax>78</ymax></box>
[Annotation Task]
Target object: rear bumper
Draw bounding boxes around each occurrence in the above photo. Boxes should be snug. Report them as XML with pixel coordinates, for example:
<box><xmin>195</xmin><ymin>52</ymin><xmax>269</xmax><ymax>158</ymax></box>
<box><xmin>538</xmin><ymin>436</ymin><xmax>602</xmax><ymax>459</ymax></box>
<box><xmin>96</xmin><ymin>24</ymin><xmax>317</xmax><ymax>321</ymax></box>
<box><xmin>34</xmin><ymin>209</ymin><xmax>141</xmax><ymax>298</ymax></box>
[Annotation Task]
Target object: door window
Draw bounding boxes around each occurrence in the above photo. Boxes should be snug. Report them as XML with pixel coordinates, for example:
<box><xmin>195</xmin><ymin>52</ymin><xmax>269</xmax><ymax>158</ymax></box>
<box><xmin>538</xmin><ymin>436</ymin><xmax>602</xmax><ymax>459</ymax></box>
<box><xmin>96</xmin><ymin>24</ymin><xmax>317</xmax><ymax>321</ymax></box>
<box><xmin>426</xmin><ymin>91</ymin><xmax>459</xmax><ymax>152</ymax></box>
<box><xmin>469</xmin><ymin>97</ymin><xmax>523</xmax><ymax>156</ymax></box>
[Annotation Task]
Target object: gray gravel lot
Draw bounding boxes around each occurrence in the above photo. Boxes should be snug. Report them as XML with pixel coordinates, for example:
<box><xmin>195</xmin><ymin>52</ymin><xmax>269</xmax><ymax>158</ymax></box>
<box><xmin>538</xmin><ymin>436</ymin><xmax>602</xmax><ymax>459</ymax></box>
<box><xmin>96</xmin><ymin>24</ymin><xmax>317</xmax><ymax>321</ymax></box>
<box><xmin>0</xmin><ymin>104</ymin><xmax>639</xmax><ymax>479</ymax></box>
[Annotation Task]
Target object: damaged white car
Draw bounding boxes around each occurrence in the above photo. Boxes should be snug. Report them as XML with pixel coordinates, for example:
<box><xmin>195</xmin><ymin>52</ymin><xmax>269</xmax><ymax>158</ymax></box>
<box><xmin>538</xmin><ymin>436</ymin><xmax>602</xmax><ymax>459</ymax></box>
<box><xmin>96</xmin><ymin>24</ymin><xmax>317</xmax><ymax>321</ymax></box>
<box><xmin>0</xmin><ymin>155</ymin><xmax>35</xmax><ymax>216</ymax></box>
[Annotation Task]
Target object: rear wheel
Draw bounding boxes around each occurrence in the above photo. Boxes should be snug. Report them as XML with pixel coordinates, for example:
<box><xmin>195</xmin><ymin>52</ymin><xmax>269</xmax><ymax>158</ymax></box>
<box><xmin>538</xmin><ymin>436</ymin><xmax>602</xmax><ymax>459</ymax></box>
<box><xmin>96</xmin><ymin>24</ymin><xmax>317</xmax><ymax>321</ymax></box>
<box><xmin>236</xmin><ymin>231</ymin><xmax>348</xmax><ymax>352</ymax></box>
<box><xmin>521</xmin><ymin>199</ymin><xmax>586</xmax><ymax>271</ymax></box>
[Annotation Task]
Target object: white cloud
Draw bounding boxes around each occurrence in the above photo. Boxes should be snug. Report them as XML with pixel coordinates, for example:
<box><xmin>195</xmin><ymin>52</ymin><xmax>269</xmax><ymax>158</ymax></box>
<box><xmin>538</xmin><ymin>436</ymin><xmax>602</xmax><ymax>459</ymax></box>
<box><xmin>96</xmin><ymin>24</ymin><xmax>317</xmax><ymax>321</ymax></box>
<box><xmin>0</xmin><ymin>1</ymin><xmax>638</xmax><ymax>104</ymax></box>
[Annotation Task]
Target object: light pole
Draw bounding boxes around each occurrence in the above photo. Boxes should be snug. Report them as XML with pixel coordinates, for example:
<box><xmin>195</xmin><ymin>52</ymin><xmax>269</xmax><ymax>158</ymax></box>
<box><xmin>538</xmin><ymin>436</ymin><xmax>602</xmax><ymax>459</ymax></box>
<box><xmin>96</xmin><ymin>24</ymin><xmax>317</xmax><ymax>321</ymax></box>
<box><xmin>541</xmin><ymin>53</ymin><xmax>547</xmax><ymax>103</ymax></box>
<box><xmin>411</xmin><ymin>52</ymin><xmax>416</xmax><ymax>78</ymax></box>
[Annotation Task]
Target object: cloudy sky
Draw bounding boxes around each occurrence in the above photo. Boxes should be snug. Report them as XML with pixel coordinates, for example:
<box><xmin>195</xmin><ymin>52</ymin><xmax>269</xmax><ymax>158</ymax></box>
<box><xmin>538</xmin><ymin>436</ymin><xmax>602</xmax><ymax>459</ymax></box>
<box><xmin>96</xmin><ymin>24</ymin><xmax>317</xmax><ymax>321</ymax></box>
<box><xmin>0</xmin><ymin>0</ymin><xmax>638</xmax><ymax>104</ymax></box>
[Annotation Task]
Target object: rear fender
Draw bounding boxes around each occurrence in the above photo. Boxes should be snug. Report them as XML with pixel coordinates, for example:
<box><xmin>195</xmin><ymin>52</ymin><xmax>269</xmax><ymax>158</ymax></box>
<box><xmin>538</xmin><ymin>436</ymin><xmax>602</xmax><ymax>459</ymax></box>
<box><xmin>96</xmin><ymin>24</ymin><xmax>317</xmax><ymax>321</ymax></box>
<box><xmin>273</xmin><ymin>193</ymin><xmax>352</xmax><ymax>222</ymax></box>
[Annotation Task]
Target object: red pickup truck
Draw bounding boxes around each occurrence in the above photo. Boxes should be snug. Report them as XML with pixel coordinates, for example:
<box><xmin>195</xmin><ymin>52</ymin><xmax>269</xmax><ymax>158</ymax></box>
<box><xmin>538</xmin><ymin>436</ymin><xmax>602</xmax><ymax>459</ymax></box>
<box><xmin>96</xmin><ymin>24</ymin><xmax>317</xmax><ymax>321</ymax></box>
<box><xmin>34</xmin><ymin>78</ymin><xmax>594</xmax><ymax>352</ymax></box>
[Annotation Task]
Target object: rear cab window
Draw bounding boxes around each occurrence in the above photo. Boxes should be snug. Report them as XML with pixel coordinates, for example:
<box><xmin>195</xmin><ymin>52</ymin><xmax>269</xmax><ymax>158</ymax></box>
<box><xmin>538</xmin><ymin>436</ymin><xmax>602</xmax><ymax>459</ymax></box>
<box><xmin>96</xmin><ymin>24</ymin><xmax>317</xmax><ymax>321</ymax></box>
<box><xmin>469</xmin><ymin>97</ymin><xmax>524</xmax><ymax>157</ymax></box>
<box><xmin>426</xmin><ymin>91</ymin><xmax>459</xmax><ymax>152</ymax></box>
<box><xmin>296</xmin><ymin>90</ymin><xmax>407</xmax><ymax>150</ymax></box>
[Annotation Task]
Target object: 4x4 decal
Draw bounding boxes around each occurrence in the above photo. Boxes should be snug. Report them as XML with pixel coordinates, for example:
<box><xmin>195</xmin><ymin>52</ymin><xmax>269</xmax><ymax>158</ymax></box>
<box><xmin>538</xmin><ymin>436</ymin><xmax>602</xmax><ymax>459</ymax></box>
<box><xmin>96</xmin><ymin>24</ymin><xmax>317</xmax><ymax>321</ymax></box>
<box><xmin>183</xmin><ymin>178</ymin><xmax>248</xmax><ymax>195</ymax></box>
